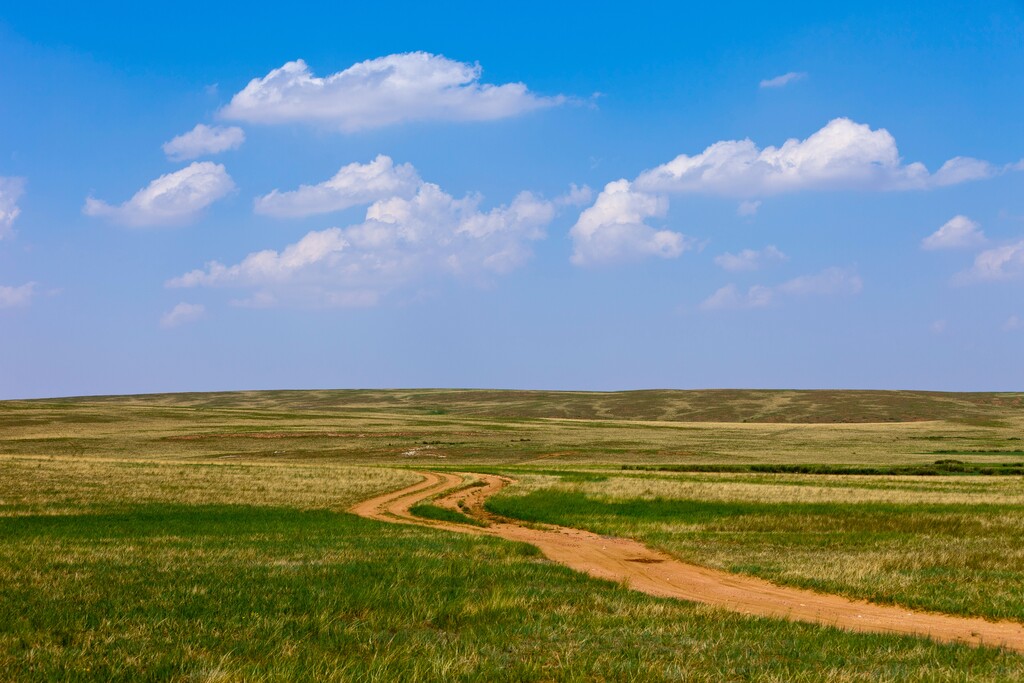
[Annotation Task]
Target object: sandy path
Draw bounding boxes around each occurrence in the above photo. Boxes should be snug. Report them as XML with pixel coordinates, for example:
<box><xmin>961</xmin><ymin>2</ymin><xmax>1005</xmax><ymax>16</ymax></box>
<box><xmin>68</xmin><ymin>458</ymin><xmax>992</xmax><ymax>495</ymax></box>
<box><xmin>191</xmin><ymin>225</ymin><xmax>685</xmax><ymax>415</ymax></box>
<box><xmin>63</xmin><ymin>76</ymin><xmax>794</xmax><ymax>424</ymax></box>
<box><xmin>350</xmin><ymin>470</ymin><xmax>1024</xmax><ymax>653</ymax></box>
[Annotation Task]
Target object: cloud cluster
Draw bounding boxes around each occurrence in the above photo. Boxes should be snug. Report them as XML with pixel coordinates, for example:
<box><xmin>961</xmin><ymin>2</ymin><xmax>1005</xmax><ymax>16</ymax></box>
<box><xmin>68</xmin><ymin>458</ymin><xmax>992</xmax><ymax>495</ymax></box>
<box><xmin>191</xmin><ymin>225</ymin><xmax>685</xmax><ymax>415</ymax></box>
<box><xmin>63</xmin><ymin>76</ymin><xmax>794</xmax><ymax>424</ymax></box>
<box><xmin>0</xmin><ymin>282</ymin><xmax>35</xmax><ymax>309</ymax></box>
<box><xmin>83</xmin><ymin>162</ymin><xmax>235</xmax><ymax>227</ymax></box>
<box><xmin>922</xmin><ymin>215</ymin><xmax>987</xmax><ymax>250</ymax></box>
<box><xmin>0</xmin><ymin>177</ymin><xmax>25</xmax><ymax>240</ymax></box>
<box><xmin>634</xmin><ymin>118</ymin><xmax>1000</xmax><ymax>196</ymax></box>
<box><xmin>569</xmin><ymin>180</ymin><xmax>691</xmax><ymax>266</ymax></box>
<box><xmin>922</xmin><ymin>215</ymin><xmax>1024</xmax><ymax>284</ymax></box>
<box><xmin>570</xmin><ymin>118</ymin><xmax>1014</xmax><ymax>265</ymax></box>
<box><xmin>170</xmin><ymin>164</ymin><xmax>556</xmax><ymax>306</ymax></box>
<box><xmin>160</xmin><ymin>302</ymin><xmax>206</xmax><ymax>328</ymax></box>
<box><xmin>220</xmin><ymin>53</ymin><xmax>564</xmax><ymax>132</ymax></box>
<box><xmin>255</xmin><ymin>155</ymin><xmax>421</xmax><ymax>218</ymax></box>
<box><xmin>700</xmin><ymin>267</ymin><xmax>862</xmax><ymax>311</ymax></box>
<box><xmin>714</xmin><ymin>245</ymin><xmax>787</xmax><ymax>272</ymax></box>
<box><xmin>163</xmin><ymin>124</ymin><xmax>245</xmax><ymax>161</ymax></box>
<box><xmin>760</xmin><ymin>72</ymin><xmax>807</xmax><ymax>89</ymax></box>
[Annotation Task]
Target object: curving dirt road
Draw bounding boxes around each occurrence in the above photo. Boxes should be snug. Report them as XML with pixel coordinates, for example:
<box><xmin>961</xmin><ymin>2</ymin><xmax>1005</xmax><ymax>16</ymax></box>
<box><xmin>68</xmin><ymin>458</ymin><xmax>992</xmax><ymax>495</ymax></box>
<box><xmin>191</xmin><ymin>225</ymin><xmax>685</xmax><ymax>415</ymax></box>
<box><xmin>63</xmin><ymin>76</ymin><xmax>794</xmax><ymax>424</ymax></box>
<box><xmin>350</xmin><ymin>470</ymin><xmax>1024</xmax><ymax>653</ymax></box>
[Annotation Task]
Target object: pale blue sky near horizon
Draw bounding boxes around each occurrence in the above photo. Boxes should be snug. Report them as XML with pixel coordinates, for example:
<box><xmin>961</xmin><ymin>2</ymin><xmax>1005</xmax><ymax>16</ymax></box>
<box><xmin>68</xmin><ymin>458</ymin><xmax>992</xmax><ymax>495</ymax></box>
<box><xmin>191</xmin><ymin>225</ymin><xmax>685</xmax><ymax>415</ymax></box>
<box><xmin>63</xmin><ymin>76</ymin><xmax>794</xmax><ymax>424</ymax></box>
<box><xmin>1</xmin><ymin>1</ymin><xmax>1022</xmax><ymax>399</ymax></box>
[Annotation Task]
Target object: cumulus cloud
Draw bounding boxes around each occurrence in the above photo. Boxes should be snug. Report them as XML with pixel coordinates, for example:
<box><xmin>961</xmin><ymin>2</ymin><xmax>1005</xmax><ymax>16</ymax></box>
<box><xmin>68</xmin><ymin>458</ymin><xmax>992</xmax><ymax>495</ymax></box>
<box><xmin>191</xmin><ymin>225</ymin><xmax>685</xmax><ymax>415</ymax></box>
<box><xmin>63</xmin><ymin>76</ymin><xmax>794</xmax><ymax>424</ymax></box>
<box><xmin>922</xmin><ymin>215</ymin><xmax>987</xmax><ymax>250</ymax></box>
<box><xmin>0</xmin><ymin>177</ymin><xmax>25</xmax><ymax>240</ymax></box>
<box><xmin>220</xmin><ymin>53</ymin><xmax>564</xmax><ymax>132</ymax></box>
<box><xmin>569</xmin><ymin>180</ymin><xmax>693</xmax><ymax>266</ymax></box>
<box><xmin>169</xmin><ymin>177</ymin><xmax>556</xmax><ymax>307</ymax></box>
<box><xmin>162</xmin><ymin>124</ymin><xmax>245</xmax><ymax>161</ymax></box>
<box><xmin>254</xmin><ymin>155</ymin><xmax>421</xmax><ymax>218</ymax></box>
<box><xmin>160</xmin><ymin>302</ymin><xmax>206</xmax><ymax>328</ymax></box>
<box><xmin>956</xmin><ymin>240</ymin><xmax>1024</xmax><ymax>283</ymax></box>
<box><xmin>83</xmin><ymin>162</ymin><xmax>235</xmax><ymax>227</ymax></box>
<box><xmin>700</xmin><ymin>267</ymin><xmax>862</xmax><ymax>311</ymax></box>
<box><xmin>634</xmin><ymin>118</ymin><xmax>1003</xmax><ymax>197</ymax></box>
<box><xmin>760</xmin><ymin>71</ymin><xmax>807</xmax><ymax>89</ymax></box>
<box><xmin>0</xmin><ymin>282</ymin><xmax>35</xmax><ymax>309</ymax></box>
<box><xmin>714</xmin><ymin>245</ymin><xmax>787</xmax><ymax>272</ymax></box>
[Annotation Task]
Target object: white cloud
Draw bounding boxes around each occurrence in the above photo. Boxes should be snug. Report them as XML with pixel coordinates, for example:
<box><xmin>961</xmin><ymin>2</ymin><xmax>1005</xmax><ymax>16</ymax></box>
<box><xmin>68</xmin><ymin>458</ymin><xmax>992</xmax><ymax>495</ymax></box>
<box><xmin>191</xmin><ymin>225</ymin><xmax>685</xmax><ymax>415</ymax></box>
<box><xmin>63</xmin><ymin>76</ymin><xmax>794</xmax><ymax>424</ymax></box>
<box><xmin>760</xmin><ymin>71</ymin><xmax>807</xmax><ymax>89</ymax></box>
<box><xmin>162</xmin><ymin>124</ymin><xmax>245</xmax><ymax>161</ymax></box>
<box><xmin>254</xmin><ymin>155</ymin><xmax>421</xmax><ymax>218</ymax></box>
<box><xmin>83</xmin><ymin>162</ymin><xmax>235</xmax><ymax>227</ymax></box>
<box><xmin>633</xmin><ymin>118</ymin><xmax>1002</xmax><ymax>197</ymax></box>
<box><xmin>699</xmin><ymin>283</ymin><xmax>774</xmax><ymax>310</ymax></box>
<box><xmin>220</xmin><ymin>53</ymin><xmax>564</xmax><ymax>132</ymax></box>
<box><xmin>573</xmin><ymin>118</ymin><xmax>1011</xmax><ymax>266</ymax></box>
<box><xmin>930</xmin><ymin>319</ymin><xmax>947</xmax><ymax>335</ymax></box>
<box><xmin>574</xmin><ymin>118</ymin><xmax>1013</xmax><ymax>265</ymax></box>
<box><xmin>569</xmin><ymin>179</ymin><xmax>692</xmax><ymax>266</ymax></box>
<box><xmin>160</xmin><ymin>302</ymin><xmax>206</xmax><ymax>328</ymax></box>
<box><xmin>776</xmin><ymin>267</ymin><xmax>863</xmax><ymax>296</ymax></box>
<box><xmin>0</xmin><ymin>282</ymin><xmax>35</xmax><ymax>309</ymax></box>
<box><xmin>714</xmin><ymin>245</ymin><xmax>787</xmax><ymax>272</ymax></box>
<box><xmin>736</xmin><ymin>199</ymin><xmax>761</xmax><ymax>216</ymax></box>
<box><xmin>169</xmin><ymin>179</ymin><xmax>555</xmax><ymax>307</ymax></box>
<box><xmin>0</xmin><ymin>177</ymin><xmax>25</xmax><ymax>240</ymax></box>
<box><xmin>929</xmin><ymin>157</ymin><xmax>999</xmax><ymax>187</ymax></box>
<box><xmin>956</xmin><ymin>240</ymin><xmax>1024</xmax><ymax>283</ymax></box>
<box><xmin>556</xmin><ymin>183</ymin><xmax>593</xmax><ymax>207</ymax></box>
<box><xmin>700</xmin><ymin>267</ymin><xmax>862</xmax><ymax>311</ymax></box>
<box><xmin>922</xmin><ymin>215</ymin><xmax>987</xmax><ymax>250</ymax></box>
<box><xmin>1005</xmin><ymin>315</ymin><xmax>1023</xmax><ymax>331</ymax></box>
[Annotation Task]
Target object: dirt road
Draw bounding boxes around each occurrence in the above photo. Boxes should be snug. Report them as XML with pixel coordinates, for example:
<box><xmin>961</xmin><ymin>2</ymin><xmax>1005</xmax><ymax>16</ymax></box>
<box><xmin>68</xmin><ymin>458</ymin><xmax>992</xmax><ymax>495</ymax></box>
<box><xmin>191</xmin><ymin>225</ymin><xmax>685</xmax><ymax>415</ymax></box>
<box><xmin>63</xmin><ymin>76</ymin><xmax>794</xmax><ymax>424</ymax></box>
<box><xmin>350</xmin><ymin>470</ymin><xmax>1024</xmax><ymax>653</ymax></box>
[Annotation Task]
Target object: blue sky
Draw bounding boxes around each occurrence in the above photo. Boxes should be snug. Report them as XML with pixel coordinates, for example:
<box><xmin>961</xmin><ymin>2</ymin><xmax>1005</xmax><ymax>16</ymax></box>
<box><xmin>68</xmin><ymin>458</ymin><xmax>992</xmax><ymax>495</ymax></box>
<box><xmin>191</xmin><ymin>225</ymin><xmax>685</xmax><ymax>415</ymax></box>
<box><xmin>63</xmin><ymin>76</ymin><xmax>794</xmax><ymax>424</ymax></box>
<box><xmin>2</xmin><ymin>1</ymin><xmax>1023</xmax><ymax>398</ymax></box>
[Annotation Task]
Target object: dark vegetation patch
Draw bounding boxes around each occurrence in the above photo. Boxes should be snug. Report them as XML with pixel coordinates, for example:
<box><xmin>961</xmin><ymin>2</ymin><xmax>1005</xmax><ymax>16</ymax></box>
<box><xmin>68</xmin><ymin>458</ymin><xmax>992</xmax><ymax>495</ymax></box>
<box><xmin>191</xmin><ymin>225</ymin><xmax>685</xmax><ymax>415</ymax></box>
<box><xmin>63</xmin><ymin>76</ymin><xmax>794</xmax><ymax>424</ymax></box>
<box><xmin>486</xmin><ymin>490</ymin><xmax>1010</xmax><ymax>530</ymax></box>
<box><xmin>409</xmin><ymin>503</ymin><xmax>486</xmax><ymax>527</ymax></box>
<box><xmin>622</xmin><ymin>461</ymin><xmax>1024</xmax><ymax>476</ymax></box>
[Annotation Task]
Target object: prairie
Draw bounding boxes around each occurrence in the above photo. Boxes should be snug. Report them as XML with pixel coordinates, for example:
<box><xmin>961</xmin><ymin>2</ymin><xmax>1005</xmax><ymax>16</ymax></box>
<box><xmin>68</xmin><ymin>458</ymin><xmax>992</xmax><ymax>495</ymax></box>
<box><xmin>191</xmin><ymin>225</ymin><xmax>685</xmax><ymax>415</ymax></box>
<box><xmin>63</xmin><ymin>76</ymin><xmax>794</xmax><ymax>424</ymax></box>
<box><xmin>2</xmin><ymin>389</ymin><xmax>1023</xmax><ymax>680</ymax></box>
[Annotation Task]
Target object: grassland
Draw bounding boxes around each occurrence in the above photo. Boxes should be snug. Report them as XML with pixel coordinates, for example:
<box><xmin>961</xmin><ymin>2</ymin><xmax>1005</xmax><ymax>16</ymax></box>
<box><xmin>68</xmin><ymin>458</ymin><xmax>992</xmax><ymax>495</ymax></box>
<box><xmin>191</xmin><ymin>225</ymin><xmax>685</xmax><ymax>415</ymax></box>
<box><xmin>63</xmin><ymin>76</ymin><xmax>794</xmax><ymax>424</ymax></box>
<box><xmin>2</xmin><ymin>389</ymin><xmax>1024</xmax><ymax>680</ymax></box>
<box><xmin>3</xmin><ymin>389</ymin><xmax>1024</xmax><ymax>467</ymax></box>
<box><xmin>486</xmin><ymin>470</ymin><xmax>1024</xmax><ymax>621</ymax></box>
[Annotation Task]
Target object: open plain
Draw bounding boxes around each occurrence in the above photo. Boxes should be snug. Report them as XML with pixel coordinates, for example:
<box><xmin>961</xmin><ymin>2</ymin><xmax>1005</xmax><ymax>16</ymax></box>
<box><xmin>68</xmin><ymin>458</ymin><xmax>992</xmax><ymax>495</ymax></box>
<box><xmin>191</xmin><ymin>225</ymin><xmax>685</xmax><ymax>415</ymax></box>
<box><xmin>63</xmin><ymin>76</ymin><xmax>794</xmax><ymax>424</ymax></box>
<box><xmin>2</xmin><ymin>389</ymin><xmax>1024</xmax><ymax>681</ymax></box>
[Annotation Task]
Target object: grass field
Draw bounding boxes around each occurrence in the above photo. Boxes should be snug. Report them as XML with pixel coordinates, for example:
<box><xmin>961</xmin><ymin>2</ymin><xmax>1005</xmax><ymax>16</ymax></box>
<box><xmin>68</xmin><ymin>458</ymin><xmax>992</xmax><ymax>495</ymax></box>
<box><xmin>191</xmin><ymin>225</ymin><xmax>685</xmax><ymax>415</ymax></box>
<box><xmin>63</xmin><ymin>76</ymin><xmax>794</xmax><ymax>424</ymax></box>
<box><xmin>2</xmin><ymin>389</ymin><xmax>1023</xmax><ymax>680</ymax></box>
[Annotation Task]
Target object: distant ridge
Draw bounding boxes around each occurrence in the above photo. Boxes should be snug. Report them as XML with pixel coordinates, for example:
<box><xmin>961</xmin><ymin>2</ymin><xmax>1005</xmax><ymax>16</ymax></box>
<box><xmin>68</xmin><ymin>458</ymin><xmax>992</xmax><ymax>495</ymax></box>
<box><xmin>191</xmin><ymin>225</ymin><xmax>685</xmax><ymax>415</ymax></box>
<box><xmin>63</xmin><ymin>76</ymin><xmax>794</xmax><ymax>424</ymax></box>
<box><xmin>28</xmin><ymin>389</ymin><xmax>1024</xmax><ymax>424</ymax></box>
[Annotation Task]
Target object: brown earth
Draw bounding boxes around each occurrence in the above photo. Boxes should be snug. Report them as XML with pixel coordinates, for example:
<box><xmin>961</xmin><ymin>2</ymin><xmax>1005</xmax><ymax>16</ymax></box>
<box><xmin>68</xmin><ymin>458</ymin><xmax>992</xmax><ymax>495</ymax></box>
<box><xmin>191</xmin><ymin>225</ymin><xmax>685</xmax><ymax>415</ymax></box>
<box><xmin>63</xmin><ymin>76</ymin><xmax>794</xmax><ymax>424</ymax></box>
<box><xmin>350</xmin><ymin>470</ymin><xmax>1024</xmax><ymax>653</ymax></box>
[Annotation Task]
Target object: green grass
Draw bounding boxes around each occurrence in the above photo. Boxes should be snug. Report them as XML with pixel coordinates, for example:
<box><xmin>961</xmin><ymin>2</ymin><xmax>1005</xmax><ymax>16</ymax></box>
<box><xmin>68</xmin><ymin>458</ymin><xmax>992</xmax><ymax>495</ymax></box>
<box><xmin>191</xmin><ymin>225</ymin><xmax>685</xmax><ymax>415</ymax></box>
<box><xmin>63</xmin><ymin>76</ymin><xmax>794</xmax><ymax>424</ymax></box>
<box><xmin>485</xmin><ymin>478</ymin><xmax>1024</xmax><ymax>621</ymax></box>
<box><xmin>4</xmin><ymin>499</ymin><xmax>1024</xmax><ymax>681</ymax></box>
<box><xmin>4</xmin><ymin>388</ymin><xmax>1024</xmax><ymax>680</ymax></box>
<box><xmin>409</xmin><ymin>503</ymin><xmax>487</xmax><ymax>527</ymax></box>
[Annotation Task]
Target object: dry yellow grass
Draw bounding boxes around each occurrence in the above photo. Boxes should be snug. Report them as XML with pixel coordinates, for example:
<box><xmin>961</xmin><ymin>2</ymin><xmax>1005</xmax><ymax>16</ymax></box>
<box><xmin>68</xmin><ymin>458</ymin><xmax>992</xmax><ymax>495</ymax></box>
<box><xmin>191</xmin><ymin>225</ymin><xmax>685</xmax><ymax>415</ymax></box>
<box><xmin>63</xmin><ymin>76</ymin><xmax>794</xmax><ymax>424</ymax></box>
<box><xmin>502</xmin><ymin>471</ymin><xmax>1024</xmax><ymax>506</ymax></box>
<box><xmin>0</xmin><ymin>454</ymin><xmax>418</xmax><ymax>515</ymax></box>
<box><xmin>2</xmin><ymin>390</ymin><xmax>1022</xmax><ymax>466</ymax></box>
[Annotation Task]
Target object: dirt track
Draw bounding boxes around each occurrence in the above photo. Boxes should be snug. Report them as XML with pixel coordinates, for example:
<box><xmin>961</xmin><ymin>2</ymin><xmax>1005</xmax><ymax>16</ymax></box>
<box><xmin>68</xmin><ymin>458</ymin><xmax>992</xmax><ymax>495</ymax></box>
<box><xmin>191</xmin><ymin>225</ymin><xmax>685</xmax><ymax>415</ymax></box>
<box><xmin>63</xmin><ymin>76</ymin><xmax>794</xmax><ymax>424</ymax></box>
<box><xmin>350</xmin><ymin>470</ymin><xmax>1024</xmax><ymax>653</ymax></box>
